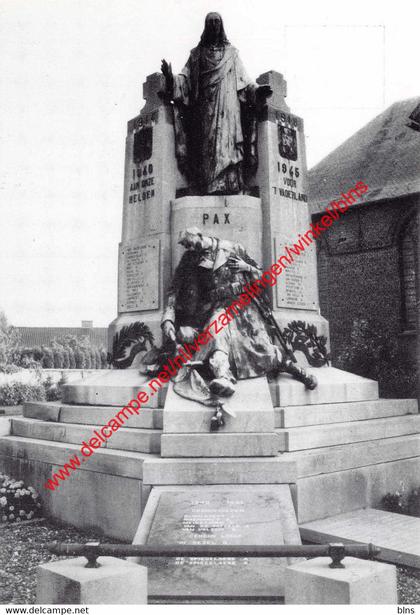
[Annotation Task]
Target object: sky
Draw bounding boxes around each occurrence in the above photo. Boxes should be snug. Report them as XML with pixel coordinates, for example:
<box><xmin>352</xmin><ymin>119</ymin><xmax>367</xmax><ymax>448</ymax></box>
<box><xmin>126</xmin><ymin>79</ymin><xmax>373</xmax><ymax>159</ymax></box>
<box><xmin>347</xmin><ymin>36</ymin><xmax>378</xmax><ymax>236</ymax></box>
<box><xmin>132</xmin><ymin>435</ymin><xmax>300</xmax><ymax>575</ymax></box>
<box><xmin>0</xmin><ymin>0</ymin><xmax>418</xmax><ymax>327</ymax></box>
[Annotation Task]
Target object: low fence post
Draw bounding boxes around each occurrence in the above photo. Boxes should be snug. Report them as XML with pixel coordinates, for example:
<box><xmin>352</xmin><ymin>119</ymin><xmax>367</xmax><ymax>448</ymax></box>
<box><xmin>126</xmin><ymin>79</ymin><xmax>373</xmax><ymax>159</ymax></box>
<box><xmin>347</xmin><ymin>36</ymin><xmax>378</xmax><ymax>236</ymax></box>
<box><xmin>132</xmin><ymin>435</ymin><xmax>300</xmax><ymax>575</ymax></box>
<box><xmin>284</xmin><ymin>556</ymin><xmax>397</xmax><ymax>604</ymax></box>
<box><xmin>37</xmin><ymin>555</ymin><xmax>147</xmax><ymax>604</ymax></box>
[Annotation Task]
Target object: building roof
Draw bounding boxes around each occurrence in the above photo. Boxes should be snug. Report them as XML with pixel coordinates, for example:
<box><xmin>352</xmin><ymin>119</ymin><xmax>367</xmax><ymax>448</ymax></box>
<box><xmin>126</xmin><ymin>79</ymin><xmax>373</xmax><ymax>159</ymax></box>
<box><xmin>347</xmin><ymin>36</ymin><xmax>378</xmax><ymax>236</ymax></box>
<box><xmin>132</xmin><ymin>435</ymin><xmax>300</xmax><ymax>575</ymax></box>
<box><xmin>308</xmin><ymin>98</ymin><xmax>420</xmax><ymax>214</ymax></box>
<box><xmin>16</xmin><ymin>327</ymin><xmax>108</xmax><ymax>349</ymax></box>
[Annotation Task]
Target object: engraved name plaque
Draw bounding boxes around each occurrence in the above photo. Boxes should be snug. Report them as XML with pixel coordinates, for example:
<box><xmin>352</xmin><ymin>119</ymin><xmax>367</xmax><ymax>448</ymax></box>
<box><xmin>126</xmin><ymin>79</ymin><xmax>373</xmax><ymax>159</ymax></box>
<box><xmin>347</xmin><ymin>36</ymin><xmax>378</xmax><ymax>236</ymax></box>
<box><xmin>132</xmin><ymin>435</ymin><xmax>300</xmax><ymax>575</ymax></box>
<box><xmin>274</xmin><ymin>235</ymin><xmax>317</xmax><ymax>310</ymax></box>
<box><xmin>118</xmin><ymin>240</ymin><xmax>160</xmax><ymax>312</ymax></box>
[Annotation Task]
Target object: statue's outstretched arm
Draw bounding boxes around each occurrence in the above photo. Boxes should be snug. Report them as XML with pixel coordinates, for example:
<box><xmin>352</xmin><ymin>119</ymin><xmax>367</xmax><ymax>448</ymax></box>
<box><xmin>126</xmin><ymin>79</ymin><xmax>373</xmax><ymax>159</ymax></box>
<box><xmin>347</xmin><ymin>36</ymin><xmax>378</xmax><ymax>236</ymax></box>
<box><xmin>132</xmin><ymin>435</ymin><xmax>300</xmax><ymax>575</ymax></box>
<box><xmin>161</xmin><ymin>59</ymin><xmax>174</xmax><ymax>96</ymax></box>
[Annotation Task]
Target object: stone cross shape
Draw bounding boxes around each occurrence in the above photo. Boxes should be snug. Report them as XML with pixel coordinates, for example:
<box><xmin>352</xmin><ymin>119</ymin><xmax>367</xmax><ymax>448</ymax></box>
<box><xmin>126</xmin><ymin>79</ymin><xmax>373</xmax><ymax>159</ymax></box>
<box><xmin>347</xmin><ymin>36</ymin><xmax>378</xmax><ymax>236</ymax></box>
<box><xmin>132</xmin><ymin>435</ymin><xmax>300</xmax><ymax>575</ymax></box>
<box><xmin>257</xmin><ymin>70</ymin><xmax>289</xmax><ymax>111</ymax></box>
<box><xmin>142</xmin><ymin>72</ymin><xmax>166</xmax><ymax>113</ymax></box>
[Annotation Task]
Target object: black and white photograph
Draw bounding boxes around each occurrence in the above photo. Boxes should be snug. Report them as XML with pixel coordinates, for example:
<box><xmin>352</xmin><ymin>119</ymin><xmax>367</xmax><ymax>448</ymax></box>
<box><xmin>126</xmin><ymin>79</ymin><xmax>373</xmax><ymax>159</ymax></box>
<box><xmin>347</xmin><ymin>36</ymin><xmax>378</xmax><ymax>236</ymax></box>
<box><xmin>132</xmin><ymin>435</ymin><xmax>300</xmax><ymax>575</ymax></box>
<box><xmin>0</xmin><ymin>0</ymin><xmax>419</xmax><ymax>610</ymax></box>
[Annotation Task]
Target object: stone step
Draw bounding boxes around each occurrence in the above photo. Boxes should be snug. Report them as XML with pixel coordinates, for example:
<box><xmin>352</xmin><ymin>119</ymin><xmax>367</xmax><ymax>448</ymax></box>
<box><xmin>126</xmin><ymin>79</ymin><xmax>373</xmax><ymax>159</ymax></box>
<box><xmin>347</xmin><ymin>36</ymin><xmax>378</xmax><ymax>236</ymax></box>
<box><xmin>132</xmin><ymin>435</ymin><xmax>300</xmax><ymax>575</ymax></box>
<box><xmin>23</xmin><ymin>401</ymin><xmax>163</xmax><ymax>429</ymax></box>
<box><xmin>0</xmin><ymin>434</ymin><xmax>297</xmax><ymax>485</ymax></box>
<box><xmin>0</xmin><ymin>435</ymin><xmax>153</xmax><ymax>479</ymax></box>
<box><xmin>286</xmin><ymin>433</ymin><xmax>420</xmax><ymax>477</ymax></box>
<box><xmin>296</xmin><ymin>456</ymin><xmax>420</xmax><ymax>523</ymax></box>
<box><xmin>163</xmin><ymin>378</ymin><xmax>274</xmax><ymax>433</ymax></box>
<box><xmin>0</xmin><ymin>405</ymin><xmax>23</xmax><ymax>416</ymax></box>
<box><xmin>62</xmin><ymin>369</ymin><xmax>168</xmax><ymax>407</ymax></box>
<box><xmin>142</xmin><ymin>456</ymin><xmax>297</xmax><ymax>484</ymax></box>
<box><xmin>11</xmin><ymin>418</ymin><xmax>161</xmax><ymax>454</ymax></box>
<box><xmin>277</xmin><ymin>414</ymin><xmax>420</xmax><ymax>452</ymax></box>
<box><xmin>161</xmin><ymin>432</ymin><xmax>278</xmax><ymax>458</ymax></box>
<box><xmin>269</xmin><ymin>367</ymin><xmax>378</xmax><ymax>407</ymax></box>
<box><xmin>275</xmin><ymin>398</ymin><xmax>417</xmax><ymax>428</ymax></box>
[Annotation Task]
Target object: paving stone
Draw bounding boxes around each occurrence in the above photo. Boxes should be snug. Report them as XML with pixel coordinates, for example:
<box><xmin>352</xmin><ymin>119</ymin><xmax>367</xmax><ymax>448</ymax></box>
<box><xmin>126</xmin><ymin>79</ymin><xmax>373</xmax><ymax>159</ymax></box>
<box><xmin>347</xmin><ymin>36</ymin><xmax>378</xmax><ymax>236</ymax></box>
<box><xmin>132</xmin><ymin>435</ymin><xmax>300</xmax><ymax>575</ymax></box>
<box><xmin>300</xmin><ymin>508</ymin><xmax>420</xmax><ymax>569</ymax></box>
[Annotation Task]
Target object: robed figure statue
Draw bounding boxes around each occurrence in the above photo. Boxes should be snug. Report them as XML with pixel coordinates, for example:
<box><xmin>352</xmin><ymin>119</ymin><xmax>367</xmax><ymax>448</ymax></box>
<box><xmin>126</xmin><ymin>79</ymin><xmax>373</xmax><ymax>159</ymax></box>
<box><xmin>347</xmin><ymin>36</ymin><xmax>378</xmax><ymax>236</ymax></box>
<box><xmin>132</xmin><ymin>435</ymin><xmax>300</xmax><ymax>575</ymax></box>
<box><xmin>161</xmin><ymin>12</ymin><xmax>269</xmax><ymax>195</ymax></box>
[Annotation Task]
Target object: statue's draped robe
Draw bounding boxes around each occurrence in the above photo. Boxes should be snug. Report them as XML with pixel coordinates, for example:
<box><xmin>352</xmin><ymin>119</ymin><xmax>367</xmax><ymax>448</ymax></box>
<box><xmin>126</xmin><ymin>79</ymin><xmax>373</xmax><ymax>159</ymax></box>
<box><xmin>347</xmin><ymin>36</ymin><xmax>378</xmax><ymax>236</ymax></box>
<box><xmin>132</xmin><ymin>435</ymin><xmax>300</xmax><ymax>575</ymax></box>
<box><xmin>173</xmin><ymin>44</ymin><xmax>253</xmax><ymax>193</ymax></box>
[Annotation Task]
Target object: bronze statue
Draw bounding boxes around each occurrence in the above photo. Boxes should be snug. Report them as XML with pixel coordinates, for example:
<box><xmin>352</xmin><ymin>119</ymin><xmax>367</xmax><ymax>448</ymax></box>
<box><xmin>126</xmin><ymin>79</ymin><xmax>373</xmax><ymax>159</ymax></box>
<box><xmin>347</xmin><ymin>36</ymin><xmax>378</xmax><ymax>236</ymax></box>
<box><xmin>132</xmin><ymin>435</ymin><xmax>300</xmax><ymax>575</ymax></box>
<box><xmin>161</xmin><ymin>12</ymin><xmax>269</xmax><ymax>195</ymax></box>
<box><xmin>158</xmin><ymin>228</ymin><xmax>317</xmax><ymax>427</ymax></box>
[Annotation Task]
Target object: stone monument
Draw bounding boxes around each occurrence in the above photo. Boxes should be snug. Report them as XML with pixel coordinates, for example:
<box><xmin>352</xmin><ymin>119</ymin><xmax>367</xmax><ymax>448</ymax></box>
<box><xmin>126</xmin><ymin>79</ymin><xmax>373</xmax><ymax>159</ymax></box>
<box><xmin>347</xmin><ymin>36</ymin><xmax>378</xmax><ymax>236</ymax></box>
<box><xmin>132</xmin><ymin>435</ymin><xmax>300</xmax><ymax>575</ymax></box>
<box><xmin>109</xmin><ymin>11</ymin><xmax>329</xmax><ymax>372</ymax></box>
<box><xmin>2</xmin><ymin>10</ymin><xmax>419</xmax><ymax>606</ymax></box>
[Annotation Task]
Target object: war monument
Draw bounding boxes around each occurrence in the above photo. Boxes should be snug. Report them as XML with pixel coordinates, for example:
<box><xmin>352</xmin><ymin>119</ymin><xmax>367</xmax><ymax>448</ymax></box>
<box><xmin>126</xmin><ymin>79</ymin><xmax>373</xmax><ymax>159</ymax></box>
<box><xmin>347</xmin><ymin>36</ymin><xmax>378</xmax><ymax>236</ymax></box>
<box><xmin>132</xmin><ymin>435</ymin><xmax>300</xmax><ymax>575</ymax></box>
<box><xmin>1</xmin><ymin>11</ymin><xmax>419</xmax><ymax>603</ymax></box>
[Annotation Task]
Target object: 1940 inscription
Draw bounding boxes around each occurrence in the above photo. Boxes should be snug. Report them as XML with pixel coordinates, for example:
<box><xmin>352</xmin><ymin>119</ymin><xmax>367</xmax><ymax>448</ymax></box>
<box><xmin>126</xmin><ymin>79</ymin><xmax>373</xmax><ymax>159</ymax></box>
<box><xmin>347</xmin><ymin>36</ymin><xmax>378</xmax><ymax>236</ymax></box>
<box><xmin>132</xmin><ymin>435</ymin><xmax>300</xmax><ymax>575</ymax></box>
<box><xmin>129</xmin><ymin>164</ymin><xmax>155</xmax><ymax>204</ymax></box>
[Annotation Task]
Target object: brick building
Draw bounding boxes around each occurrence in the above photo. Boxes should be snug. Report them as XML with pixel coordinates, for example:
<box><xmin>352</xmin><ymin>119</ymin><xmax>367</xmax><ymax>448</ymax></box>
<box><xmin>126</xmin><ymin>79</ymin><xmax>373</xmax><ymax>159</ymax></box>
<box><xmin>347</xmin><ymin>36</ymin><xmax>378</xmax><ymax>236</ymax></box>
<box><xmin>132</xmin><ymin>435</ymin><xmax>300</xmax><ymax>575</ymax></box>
<box><xmin>308</xmin><ymin>98</ymin><xmax>419</xmax><ymax>397</ymax></box>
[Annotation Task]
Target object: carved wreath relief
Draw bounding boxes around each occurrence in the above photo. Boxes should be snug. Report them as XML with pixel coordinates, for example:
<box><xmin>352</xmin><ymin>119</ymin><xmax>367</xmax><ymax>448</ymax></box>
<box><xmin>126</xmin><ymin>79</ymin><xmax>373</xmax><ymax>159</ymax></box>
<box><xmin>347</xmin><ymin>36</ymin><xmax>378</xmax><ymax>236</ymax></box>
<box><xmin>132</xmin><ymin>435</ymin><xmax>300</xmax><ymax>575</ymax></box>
<box><xmin>109</xmin><ymin>321</ymin><xmax>155</xmax><ymax>369</ymax></box>
<box><xmin>283</xmin><ymin>320</ymin><xmax>330</xmax><ymax>367</ymax></box>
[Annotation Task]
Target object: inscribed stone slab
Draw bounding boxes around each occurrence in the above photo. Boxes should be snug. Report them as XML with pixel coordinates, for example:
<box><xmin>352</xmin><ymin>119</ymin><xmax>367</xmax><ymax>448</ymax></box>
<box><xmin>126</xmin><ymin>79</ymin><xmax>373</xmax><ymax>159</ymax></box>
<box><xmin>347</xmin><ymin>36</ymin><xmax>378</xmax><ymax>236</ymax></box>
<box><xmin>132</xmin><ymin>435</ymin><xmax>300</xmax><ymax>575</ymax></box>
<box><xmin>133</xmin><ymin>484</ymin><xmax>301</xmax><ymax>598</ymax></box>
<box><xmin>118</xmin><ymin>240</ymin><xmax>160</xmax><ymax>312</ymax></box>
<box><xmin>274</xmin><ymin>235</ymin><xmax>317</xmax><ymax>310</ymax></box>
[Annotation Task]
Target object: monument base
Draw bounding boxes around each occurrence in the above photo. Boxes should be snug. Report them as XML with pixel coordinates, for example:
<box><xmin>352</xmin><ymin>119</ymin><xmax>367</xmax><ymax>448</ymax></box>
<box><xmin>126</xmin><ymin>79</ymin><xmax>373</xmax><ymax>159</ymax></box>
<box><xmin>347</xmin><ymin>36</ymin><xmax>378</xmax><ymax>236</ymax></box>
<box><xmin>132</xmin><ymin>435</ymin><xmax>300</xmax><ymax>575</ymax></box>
<box><xmin>0</xmin><ymin>366</ymin><xmax>418</xmax><ymax>596</ymax></box>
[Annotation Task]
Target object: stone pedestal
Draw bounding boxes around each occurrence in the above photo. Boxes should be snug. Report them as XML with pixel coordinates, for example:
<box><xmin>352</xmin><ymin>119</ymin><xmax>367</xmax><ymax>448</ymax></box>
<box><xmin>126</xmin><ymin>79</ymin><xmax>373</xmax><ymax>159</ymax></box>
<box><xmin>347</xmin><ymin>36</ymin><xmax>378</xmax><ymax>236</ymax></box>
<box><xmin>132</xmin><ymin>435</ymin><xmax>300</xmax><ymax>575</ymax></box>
<box><xmin>37</xmin><ymin>557</ymin><xmax>148</xmax><ymax>604</ymax></box>
<box><xmin>161</xmin><ymin>378</ymin><xmax>278</xmax><ymax>457</ymax></box>
<box><xmin>254</xmin><ymin>71</ymin><xmax>329</xmax><ymax>364</ymax></box>
<box><xmin>109</xmin><ymin>73</ymin><xmax>187</xmax><ymax>357</ymax></box>
<box><xmin>284</xmin><ymin>556</ymin><xmax>397</xmax><ymax>604</ymax></box>
<box><xmin>163</xmin><ymin>378</ymin><xmax>274</xmax><ymax>433</ymax></box>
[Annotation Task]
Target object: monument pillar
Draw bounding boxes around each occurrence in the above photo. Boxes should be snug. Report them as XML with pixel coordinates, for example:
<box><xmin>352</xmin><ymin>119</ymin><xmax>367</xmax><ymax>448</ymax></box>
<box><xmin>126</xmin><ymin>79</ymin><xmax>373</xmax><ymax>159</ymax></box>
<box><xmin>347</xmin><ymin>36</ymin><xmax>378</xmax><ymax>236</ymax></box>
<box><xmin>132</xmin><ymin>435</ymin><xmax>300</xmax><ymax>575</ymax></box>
<box><xmin>109</xmin><ymin>73</ymin><xmax>186</xmax><ymax>364</ymax></box>
<box><xmin>254</xmin><ymin>71</ymin><xmax>330</xmax><ymax>365</ymax></box>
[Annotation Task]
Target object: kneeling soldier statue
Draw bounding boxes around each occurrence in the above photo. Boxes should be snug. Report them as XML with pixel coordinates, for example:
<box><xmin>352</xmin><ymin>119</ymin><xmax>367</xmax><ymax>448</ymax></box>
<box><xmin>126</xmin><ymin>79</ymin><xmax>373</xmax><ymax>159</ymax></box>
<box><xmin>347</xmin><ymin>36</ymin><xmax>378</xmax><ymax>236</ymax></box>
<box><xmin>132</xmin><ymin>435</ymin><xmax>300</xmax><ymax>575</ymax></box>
<box><xmin>153</xmin><ymin>227</ymin><xmax>317</xmax><ymax>429</ymax></box>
